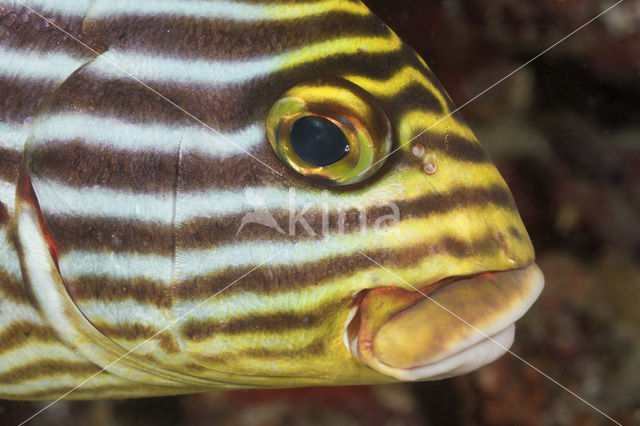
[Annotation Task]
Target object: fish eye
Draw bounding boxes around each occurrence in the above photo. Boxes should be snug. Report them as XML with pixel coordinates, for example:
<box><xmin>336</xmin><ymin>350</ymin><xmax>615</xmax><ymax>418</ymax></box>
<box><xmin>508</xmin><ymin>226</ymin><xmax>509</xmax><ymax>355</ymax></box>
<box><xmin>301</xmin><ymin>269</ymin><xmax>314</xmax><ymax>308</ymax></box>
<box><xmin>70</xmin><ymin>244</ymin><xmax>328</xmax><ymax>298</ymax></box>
<box><xmin>266</xmin><ymin>77</ymin><xmax>392</xmax><ymax>186</ymax></box>
<box><xmin>290</xmin><ymin>115</ymin><xmax>350</xmax><ymax>167</ymax></box>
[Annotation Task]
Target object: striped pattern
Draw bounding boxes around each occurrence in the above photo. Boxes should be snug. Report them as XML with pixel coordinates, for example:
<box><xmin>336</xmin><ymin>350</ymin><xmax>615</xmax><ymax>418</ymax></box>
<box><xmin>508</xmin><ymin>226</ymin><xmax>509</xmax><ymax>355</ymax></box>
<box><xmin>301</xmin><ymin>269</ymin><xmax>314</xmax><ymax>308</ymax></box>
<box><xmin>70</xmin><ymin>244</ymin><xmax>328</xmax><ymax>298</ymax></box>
<box><xmin>0</xmin><ymin>0</ymin><xmax>534</xmax><ymax>399</ymax></box>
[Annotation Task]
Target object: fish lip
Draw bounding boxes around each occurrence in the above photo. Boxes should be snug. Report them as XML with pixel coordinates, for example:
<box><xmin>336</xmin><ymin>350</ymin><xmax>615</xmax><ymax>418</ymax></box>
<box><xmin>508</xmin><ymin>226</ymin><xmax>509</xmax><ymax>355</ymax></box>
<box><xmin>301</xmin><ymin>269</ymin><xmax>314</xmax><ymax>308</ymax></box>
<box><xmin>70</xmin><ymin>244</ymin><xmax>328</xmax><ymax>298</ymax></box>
<box><xmin>388</xmin><ymin>323</ymin><xmax>517</xmax><ymax>381</ymax></box>
<box><xmin>345</xmin><ymin>263</ymin><xmax>544</xmax><ymax>380</ymax></box>
<box><xmin>342</xmin><ymin>269</ymin><xmax>500</xmax><ymax>357</ymax></box>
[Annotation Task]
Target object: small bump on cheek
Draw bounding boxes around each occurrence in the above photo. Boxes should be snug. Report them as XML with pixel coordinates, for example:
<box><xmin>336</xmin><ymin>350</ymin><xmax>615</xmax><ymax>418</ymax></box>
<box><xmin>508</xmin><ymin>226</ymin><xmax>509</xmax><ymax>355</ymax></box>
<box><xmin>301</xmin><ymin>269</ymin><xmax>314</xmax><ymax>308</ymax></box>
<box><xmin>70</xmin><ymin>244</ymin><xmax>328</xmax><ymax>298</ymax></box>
<box><xmin>410</xmin><ymin>142</ymin><xmax>437</xmax><ymax>175</ymax></box>
<box><xmin>422</xmin><ymin>153</ymin><xmax>438</xmax><ymax>175</ymax></box>
<box><xmin>411</xmin><ymin>142</ymin><xmax>425</xmax><ymax>158</ymax></box>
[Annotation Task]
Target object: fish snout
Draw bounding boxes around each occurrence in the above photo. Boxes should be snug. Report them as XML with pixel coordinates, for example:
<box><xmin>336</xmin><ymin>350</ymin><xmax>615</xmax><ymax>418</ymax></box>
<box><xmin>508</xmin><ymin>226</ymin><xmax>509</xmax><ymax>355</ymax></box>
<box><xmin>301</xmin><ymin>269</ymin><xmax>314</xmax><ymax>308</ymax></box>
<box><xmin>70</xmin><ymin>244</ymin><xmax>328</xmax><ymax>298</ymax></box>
<box><xmin>347</xmin><ymin>264</ymin><xmax>544</xmax><ymax>380</ymax></box>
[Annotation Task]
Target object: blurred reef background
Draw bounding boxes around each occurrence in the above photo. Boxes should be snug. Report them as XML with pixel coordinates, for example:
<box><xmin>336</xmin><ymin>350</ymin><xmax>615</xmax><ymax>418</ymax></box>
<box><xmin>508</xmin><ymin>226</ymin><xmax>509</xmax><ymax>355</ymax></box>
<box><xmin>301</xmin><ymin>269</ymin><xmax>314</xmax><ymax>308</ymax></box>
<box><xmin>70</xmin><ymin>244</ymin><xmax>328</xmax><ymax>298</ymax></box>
<box><xmin>2</xmin><ymin>0</ymin><xmax>639</xmax><ymax>425</ymax></box>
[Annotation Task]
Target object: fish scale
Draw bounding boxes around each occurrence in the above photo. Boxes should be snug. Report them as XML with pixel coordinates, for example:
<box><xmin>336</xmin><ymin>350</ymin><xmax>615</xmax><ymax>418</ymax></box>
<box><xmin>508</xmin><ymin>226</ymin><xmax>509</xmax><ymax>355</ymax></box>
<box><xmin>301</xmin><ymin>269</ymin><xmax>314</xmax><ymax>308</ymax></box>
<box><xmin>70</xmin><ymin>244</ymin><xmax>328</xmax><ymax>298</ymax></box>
<box><xmin>0</xmin><ymin>0</ymin><xmax>542</xmax><ymax>400</ymax></box>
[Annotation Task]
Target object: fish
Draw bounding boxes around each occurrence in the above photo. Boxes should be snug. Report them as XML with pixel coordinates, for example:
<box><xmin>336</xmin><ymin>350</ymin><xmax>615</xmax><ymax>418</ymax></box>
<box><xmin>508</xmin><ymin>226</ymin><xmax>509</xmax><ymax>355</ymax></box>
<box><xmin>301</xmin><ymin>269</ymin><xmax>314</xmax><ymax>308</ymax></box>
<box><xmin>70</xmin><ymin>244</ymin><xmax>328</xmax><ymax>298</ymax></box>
<box><xmin>0</xmin><ymin>0</ymin><xmax>544</xmax><ymax>400</ymax></box>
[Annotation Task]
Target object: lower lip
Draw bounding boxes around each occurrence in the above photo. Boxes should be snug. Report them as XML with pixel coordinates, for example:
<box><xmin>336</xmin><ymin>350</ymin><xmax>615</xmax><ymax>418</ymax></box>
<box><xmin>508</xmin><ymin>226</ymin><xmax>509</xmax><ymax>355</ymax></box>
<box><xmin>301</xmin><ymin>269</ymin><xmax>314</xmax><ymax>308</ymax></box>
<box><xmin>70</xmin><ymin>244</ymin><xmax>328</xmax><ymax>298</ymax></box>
<box><xmin>401</xmin><ymin>324</ymin><xmax>516</xmax><ymax>381</ymax></box>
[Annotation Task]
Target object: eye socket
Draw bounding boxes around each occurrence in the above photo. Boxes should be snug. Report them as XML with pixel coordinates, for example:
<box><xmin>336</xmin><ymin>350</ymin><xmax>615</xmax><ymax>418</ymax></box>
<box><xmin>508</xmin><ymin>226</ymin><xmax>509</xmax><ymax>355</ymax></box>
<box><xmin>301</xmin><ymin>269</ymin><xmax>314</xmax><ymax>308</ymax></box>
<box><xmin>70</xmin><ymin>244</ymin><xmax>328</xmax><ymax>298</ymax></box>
<box><xmin>266</xmin><ymin>77</ymin><xmax>392</xmax><ymax>186</ymax></box>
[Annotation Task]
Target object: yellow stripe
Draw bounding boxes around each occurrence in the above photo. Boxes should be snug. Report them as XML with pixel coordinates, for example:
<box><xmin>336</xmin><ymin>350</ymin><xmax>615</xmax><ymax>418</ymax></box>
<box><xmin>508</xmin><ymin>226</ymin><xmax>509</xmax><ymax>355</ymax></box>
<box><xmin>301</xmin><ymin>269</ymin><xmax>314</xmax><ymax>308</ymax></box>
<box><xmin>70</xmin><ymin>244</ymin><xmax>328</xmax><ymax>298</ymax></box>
<box><xmin>398</xmin><ymin>110</ymin><xmax>478</xmax><ymax>142</ymax></box>
<box><xmin>187</xmin><ymin>328</ymin><xmax>320</xmax><ymax>354</ymax></box>
<box><xmin>0</xmin><ymin>372</ymin><xmax>189</xmax><ymax>400</ymax></box>
<box><xmin>343</xmin><ymin>65</ymin><xmax>451</xmax><ymax>112</ymax></box>
<box><xmin>262</xmin><ymin>0</ymin><xmax>371</xmax><ymax>20</ymax></box>
<box><xmin>276</xmin><ymin>33</ymin><xmax>403</xmax><ymax>72</ymax></box>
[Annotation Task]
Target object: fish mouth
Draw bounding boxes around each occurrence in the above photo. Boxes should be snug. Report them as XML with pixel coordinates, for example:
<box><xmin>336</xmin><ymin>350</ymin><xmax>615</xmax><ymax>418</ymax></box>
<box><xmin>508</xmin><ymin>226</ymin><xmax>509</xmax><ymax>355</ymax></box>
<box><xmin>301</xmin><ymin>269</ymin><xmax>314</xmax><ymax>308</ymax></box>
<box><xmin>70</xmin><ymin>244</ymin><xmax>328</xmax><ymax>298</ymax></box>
<box><xmin>344</xmin><ymin>264</ymin><xmax>544</xmax><ymax>380</ymax></box>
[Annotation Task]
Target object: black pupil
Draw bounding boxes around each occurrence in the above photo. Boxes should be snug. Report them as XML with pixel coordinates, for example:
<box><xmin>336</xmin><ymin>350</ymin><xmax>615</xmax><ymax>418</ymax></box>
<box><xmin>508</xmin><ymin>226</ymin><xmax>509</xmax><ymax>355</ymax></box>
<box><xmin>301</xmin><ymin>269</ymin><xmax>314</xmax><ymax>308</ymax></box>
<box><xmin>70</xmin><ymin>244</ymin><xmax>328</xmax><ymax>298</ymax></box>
<box><xmin>290</xmin><ymin>115</ymin><xmax>350</xmax><ymax>167</ymax></box>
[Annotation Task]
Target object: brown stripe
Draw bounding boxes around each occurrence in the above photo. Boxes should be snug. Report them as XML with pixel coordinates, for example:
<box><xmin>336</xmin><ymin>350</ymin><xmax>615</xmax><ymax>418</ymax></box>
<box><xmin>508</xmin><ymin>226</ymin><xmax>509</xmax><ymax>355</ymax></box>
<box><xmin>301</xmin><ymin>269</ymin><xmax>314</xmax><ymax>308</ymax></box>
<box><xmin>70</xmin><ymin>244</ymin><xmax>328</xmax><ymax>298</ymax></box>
<box><xmin>0</xmin><ymin>359</ymin><xmax>100</xmax><ymax>385</ymax></box>
<box><xmin>383</xmin><ymin>79</ymin><xmax>449</xmax><ymax>117</ymax></box>
<box><xmin>0</xmin><ymin>322</ymin><xmax>58</xmax><ymax>355</ymax></box>
<box><xmin>29</xmin><ymin>140</ymin><xmax>180</xmax><ymax>193</ymax></box>
<box><xmin>175</xmin><ymin>125</ymin><xmax>489</xmax><ymax>193</ymax></box>
<box><xmin>29</xmin><ymin>140</ymin><xmax>296</xmax><ymax>193</ymax></box>
<box><xmin>178</xmin><ymin>185</ymin><xmax>516</xmax><ymax>248</ymax></box>
<box><xmin>86</xmin><ymin>9</ymin><xmax>390</xmax><ymax>60</ymax></box>
<box><xmin>174</xmin><ymin>230</ymin><xmax>506</xmax><ymax>300</ymax></box>
<box><xmin>176</xmin><ymin>145</ymin><xmax>287</xmax><ymax>191</ymax></box>
<box><xmin>45</xmin><ymin>213</ymin><xmax>173</xmax><ymax>255</ymax></box>
<box><xmin>241</xmin><ymin>337</ymin><xmax>325</xmax><ymax>358</ymax></box>
<box><xmin>0</xmin><ymin>202</ymin><xmax>8</xmax><ymax>225</ymax></box>
<box><xmin>46</xmin><ymin>71</ymin><xmax>192</xmax><ymax>128</ymax></box>
<box><xmin>91</xmin><ymin>321</ymin><xmax>180</xmax><ymax>354</ymax></box>
<box><xmin>426</xmin><ymin>133</ymin><xmax>489</xmax><ymax>164</ymax></box>
<box><xmin>194</xmin><ymin>337</ymin><xmax>325</xmax><ymax>364</ymax></box>
<box><xmin>0</xmin><ymin>269</ymin><xmax>29</xmax><ymax>303</ymax></box>
<box><xmin>508</xmin><ymin>226</ymin><xmax>524</xmax><ymax>240</ymax></box>
<box><xmin>0</xmin><ymin>147</ymin><xmax>22</xmax><ymax>183</ymax></box>
<box><xmin>0</xmin><ymin>78</ymin><xmax>58</xmax><ymax>123</ymax></box>
<box><xmin>181</xmin><ymin>311</ymin><xmax>323</xmax><ymax>341</ymax></box>
<box><xmin>23</xmin><ymin>134</ymin><xmax>488</xmax><ymax>196</ymax></box>
<box><xmin>0</xmin><ymin>3</ymin><xmax>92</xmax><ymax>55</ymax></box>
<box><xmin>66</xmin><ymin>276</ymin><xmax>172</xmax><ymax>309</ymax></box>
<box><xmin>179</xmin><ymin>199</ymin><xmax>403</xmax><ymax>247</ymax></box>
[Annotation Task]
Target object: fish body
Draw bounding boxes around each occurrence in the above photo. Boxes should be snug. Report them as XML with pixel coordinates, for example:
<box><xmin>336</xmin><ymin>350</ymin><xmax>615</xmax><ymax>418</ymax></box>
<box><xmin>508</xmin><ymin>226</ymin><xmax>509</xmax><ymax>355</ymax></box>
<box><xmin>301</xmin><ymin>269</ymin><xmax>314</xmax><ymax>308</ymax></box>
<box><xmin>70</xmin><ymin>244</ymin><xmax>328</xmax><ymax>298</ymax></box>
<box><xmin>0</xmin><ymin>0</ymin><xmax>543</xmax><ymax>399</ymax></box>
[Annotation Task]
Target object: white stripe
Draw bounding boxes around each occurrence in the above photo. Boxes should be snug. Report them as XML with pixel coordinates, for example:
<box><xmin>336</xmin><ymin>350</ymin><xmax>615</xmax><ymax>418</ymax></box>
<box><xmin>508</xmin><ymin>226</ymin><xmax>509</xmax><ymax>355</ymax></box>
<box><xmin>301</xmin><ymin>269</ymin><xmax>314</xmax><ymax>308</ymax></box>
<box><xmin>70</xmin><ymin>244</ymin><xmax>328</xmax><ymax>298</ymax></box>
<box><xmin>176</xmin><ymin>186</ymin><xmax>396</xmax><ymax>224</ymax></box>
<box><xmin>30</xmin><ymin>160</ymin><xmax>500</xmax><ymax>226</ymax></box>
<box><xmin>32</xmin><ymin>175</ymin><xmax>174</xmax><ymax>223</ymax></box>
<box><xmin>58</xmin><ymin>251</ymin><xmax>173</xmax><ymax>284</ymax></box>
<box><xmin>78</xmin><ymin>299</ymin><xmax>169</xmax><ymax>330</ymax></box>
<box><xmin>31</xmin><ymin>113</ymin><xmax>264</xmax><ymax>156</ymax></box>
<box><xmin>0</xmin><ymin>179</ymin><xmax>16</xmax><ymax>213</ymax></box>
<box><xmin>0</xmin><ymin>226</ymin><xmax>22</xmax><ymax>279</ymax></box>
<box><xmin>0</xmin><ymin>342</ymin><xmax>86</xmax><ymax>373</ymax></box>
<box><xmin>86</xmin><ymin>0</ymin><xmax>368</xmax><ymax>22</ymax></box>
<box><xmin>88</xmin><ymin>34</ymin><xmax>400</xmax><ymax>86</ymax></box>
<box><xmin>30</xmin><ymin>177</ymin><xmax>398</xmax><ymax>225</ymax></box>
<box><xmin>174</xmin><ymin>289</ymin><xmax>333</xmax><ymax>323</ymax></box>
<box><xmin>4</xmin><ymin>0</ymin><xmax>92</xmax><ymax>17</ymax></box>
<box><xmin>0</xmin><ymin>121</ymin><xmax>28</xmax><ymax>152</ymax></box>
<box><xmin>90</xmin><ymin>48</ymin><xmax>282</xmax><ymax>85</ymax></box>
<box><xmin>177</xmin><ymin>231</ymin><xmax>387</xmax><ymax>279</ymax></box>
<box><xmin>0</xmin><ymin>299</ymin><xmax>44</xmax><ymax>328</ymax></box>
<box><xmin>0</xmin><ymin>121</ymin><xmax>24</xmax><ymax>214</ymax></box>
<box><xmin>0</xmin><ymin>46</ymin><xmax>87</xmax><ymax>82</ymax></box>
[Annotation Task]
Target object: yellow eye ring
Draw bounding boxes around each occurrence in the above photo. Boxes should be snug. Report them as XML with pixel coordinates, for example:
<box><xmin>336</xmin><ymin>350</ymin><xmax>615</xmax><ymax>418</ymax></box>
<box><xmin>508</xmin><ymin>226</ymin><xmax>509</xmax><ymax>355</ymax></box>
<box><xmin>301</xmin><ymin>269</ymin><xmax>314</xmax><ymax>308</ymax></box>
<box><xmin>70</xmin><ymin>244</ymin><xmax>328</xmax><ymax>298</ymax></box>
<box><xmin>265</xmin><ymin>77</ymin><xmax>392</xmax><ymax>186</ymax></box>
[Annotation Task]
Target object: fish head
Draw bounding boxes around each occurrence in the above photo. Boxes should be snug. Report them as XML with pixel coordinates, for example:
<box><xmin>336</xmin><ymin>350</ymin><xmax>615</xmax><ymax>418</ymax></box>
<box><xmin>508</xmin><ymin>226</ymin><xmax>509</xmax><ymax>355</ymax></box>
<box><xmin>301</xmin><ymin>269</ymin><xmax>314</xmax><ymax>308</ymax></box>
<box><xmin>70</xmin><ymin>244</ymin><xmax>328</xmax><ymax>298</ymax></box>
<box><xmin>18</xmin><ymin>0</ymin><xmax>544</xmax><ymax>389</ymax></box>
<box><xmin>193</xmin><ymin>9</ymin><xmax>545</xmax><ymax>383</ymax></box>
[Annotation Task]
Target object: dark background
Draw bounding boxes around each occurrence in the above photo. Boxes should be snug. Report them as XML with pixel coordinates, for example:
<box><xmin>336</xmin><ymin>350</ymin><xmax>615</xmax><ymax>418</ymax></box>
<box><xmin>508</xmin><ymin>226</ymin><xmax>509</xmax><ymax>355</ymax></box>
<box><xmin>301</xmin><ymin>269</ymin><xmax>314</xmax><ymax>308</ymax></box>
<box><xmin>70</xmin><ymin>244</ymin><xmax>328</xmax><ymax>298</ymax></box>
<box><xmin>2</xmin><ymin>1</ymin><xmax>639</xmax><ymax>425</ymax></box>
